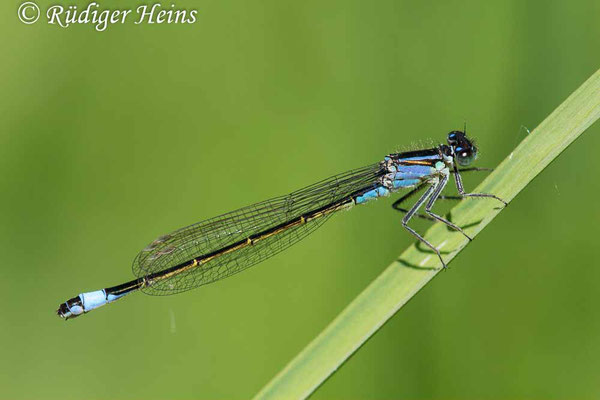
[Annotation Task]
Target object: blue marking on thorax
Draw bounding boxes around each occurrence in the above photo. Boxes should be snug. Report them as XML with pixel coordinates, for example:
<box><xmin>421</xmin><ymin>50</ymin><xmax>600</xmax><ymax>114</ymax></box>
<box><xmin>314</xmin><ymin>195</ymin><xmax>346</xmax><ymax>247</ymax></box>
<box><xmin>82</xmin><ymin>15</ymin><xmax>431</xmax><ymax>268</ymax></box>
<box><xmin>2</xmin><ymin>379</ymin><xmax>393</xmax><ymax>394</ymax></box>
<box><xmin>356</xmin><ymin>185</ymin><xmax>390</xmax><ymax>204</ymax></box>
<box><xmin>399</xmin><ymin>154</ymin><xmax>440</xmax><ymax>161</ymax></box>
<box><xmin>394</xmin><ymin>164</ymin><xmax>435</xmax><ymax>180</ymax></box>
<box><xmin>393</xmin><ymin>179</ymin><xmax>421</xmax><ymax>188</ymax></box>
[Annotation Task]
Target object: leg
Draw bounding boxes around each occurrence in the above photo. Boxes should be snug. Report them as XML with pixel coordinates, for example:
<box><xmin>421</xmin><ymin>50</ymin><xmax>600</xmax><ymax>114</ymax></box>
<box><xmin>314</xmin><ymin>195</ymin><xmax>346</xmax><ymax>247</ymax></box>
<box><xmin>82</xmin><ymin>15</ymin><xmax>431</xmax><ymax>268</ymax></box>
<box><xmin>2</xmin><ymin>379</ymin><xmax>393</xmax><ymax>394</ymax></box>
<box><xmin>438</xmin><ymin>167</ymin><xmax>494</xmax><ymax>201</ymax></box>
<box><xmin>392</xmin><ymin>184</ymin><xmax>435</xmax><ymax>221</ymax></box>
<box><xmin>392</xmin><ymin>167</ymin><xmax>495</xmax><ymax>217</ymax></box>
<box><xmin>402</xmin><ymin>182</ymin><xmax>447</xmax><ymax>269</ymax></box>
<box><xmin>458</xmin><ymin>167</ymin><xmax>493</xmax><ymax>173</ymax></box>
<box><xmin>453</xmin><ymin>164</ymin><xmax>507</xmax><ymax>205</ymax></box>
<box><xmin>424</xmin><ymin>173</ymin><xmax>472</xmax><ymax>241</ymax></box>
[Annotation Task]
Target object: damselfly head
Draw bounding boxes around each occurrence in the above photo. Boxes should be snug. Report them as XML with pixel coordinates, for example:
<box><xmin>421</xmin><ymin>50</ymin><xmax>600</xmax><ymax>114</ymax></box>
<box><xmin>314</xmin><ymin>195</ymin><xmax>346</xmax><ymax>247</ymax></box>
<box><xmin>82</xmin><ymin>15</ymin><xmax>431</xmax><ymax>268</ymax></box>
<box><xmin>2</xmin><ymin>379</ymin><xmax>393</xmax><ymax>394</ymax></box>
<box><xmin>447</xmin><ymin>130</ymin><xmax>477</xmax><ymax>166</ymax></box>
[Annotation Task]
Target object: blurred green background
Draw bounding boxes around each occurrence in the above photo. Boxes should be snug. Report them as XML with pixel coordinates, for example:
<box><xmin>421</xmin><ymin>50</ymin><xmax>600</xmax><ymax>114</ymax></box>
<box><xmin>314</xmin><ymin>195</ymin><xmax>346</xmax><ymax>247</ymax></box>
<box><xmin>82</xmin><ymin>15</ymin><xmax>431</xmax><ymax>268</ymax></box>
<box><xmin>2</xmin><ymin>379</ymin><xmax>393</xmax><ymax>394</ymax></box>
<box><xmin>1</xmin><ymin>0</ymin><xmax>600</xmax><ymax>398</ymax></box>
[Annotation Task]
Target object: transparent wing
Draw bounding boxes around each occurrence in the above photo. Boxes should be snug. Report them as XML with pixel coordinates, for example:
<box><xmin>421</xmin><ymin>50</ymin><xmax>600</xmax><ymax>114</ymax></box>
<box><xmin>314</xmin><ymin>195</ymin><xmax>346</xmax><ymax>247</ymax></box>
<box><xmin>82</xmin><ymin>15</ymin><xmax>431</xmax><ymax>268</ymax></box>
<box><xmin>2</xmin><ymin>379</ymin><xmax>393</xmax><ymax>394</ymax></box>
<box><xmin>132</xmin><ymin>162</ymin><xmax>384</xmax><ymax>295</ymax></box>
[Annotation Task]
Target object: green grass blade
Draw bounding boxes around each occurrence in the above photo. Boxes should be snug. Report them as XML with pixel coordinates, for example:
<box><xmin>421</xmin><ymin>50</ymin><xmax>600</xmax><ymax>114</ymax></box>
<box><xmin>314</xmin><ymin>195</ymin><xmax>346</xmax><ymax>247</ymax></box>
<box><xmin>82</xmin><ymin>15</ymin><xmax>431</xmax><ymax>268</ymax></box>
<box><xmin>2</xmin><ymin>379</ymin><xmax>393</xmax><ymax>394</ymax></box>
<box><xmin>254</xmin><ymin>68</ymin><xmax>600</xmax><ymax>400</ymax></box>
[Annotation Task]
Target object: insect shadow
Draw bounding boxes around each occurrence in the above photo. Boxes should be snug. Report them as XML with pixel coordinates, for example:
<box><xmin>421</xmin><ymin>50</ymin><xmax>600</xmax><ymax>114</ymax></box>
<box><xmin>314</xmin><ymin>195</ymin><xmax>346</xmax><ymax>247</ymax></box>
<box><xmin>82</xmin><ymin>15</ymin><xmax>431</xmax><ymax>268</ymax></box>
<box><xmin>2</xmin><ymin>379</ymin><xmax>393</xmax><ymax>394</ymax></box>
<box><xmin>395</xmin><ymin>258</ymin><xmax>439</xmax><ymax>271</ymax></box>
<box><xmin>395</xmin><ymin>208</ymin><xmax>485</xmax><ymax>269</ymax></box>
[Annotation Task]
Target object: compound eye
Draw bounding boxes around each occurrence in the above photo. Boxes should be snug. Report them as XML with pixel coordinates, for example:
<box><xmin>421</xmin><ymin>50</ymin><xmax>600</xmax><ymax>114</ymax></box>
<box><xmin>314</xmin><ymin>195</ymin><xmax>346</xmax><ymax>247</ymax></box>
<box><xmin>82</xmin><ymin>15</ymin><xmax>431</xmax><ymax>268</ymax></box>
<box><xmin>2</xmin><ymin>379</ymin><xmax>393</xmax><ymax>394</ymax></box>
<box><xmin>456</xmin><ymin>150</ymin><xmax>476</xmax><ymax>166</ymax></box>
<box><xmin>447</xmin><ymin>131</ymin><xmax>463</xmax><ymax>145</ymax></box>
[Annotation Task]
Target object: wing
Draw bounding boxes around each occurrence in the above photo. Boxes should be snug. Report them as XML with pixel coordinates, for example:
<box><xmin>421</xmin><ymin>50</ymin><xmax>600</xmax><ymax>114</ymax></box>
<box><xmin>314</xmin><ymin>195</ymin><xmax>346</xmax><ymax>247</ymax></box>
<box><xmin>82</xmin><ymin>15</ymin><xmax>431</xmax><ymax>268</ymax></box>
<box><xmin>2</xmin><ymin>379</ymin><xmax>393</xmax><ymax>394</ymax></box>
<box><xmin>132</xmin><ymin>162</ymin><xmax>385</xmax><ymax>295</ymax></box>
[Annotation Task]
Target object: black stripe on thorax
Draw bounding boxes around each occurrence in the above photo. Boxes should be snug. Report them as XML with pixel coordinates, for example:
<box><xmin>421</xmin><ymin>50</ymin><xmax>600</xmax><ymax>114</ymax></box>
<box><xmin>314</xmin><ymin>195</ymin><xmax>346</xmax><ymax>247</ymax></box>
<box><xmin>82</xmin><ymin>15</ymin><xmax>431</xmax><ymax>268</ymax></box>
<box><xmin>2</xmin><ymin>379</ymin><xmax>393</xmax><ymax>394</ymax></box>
<box><xmin>389</xmin><ymin>147</ymin><xmax>440</xmax><ymax>160</ymax></box>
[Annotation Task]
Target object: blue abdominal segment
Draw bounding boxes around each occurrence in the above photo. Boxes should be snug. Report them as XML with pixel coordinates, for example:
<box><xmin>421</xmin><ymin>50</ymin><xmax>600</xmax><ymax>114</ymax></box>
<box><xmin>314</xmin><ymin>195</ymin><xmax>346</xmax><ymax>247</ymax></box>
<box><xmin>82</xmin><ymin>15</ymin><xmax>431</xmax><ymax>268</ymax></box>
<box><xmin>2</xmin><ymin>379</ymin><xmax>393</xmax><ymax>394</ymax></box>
<box><xmin>81</xmin><ymin>289</ymin><xmax>128</xmax><ymax>312</ymax></box>
<box><xmin>393</xmin><ymin>179</ymin><xmax>421</xmax><ymax>188</ymax></box>
<box><xmin>61</xmin><ymin>289</ymin><xmax>130</xmax><ymax>319</ymax></box>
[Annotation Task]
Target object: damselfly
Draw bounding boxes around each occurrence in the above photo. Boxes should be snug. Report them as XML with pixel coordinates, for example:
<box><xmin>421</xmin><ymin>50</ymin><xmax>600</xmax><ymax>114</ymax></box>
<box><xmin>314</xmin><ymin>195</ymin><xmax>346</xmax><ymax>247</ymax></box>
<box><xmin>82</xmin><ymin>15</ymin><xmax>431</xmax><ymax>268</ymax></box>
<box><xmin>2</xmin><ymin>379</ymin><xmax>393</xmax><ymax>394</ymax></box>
<box><xmin>57</xmin><ymin>130</ymin><xmax>506</xmax><ymax>320</ymax></box>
